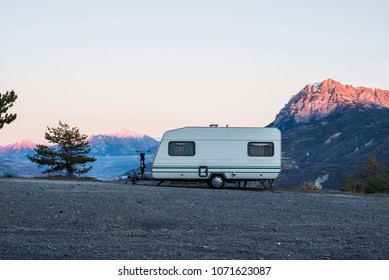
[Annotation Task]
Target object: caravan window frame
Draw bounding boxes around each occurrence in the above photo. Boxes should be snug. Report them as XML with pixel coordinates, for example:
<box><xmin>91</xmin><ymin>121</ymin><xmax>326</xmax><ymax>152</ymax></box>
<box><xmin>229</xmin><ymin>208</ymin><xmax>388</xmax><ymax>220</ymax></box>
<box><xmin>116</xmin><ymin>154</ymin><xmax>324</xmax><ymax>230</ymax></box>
<box><xmin>168</xmin><ymin>141</ymin><xmax>196</xmax><ymax>156</ymax></box>
<box><xmin>247</xmin><ymin>142</ymin><xmax>274</xmax><ymax>157</ymax></box>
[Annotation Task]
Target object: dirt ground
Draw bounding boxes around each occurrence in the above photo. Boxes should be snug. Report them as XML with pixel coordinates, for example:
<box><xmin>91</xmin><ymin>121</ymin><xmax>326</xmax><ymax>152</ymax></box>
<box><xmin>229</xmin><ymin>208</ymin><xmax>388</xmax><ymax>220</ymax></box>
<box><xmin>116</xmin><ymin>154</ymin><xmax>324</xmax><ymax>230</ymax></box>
<box><xmin>0</xmin><ymin>178</ymin><xmax>388</xmax><ymax>260</ymax></box>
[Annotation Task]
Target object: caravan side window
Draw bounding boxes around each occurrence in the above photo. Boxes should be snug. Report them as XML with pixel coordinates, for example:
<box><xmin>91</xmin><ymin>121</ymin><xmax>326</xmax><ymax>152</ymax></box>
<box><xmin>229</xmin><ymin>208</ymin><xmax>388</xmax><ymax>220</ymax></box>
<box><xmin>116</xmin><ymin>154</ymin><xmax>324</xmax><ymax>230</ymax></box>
<box><xmin>248</xmin><ymin>142</ymin><xmax>274</xmax><ymax>157</ymax></box>
<box><xmin>168</xmin><ymin>141</ymin><xmax>196</xmax><ymax>156</ymax></box>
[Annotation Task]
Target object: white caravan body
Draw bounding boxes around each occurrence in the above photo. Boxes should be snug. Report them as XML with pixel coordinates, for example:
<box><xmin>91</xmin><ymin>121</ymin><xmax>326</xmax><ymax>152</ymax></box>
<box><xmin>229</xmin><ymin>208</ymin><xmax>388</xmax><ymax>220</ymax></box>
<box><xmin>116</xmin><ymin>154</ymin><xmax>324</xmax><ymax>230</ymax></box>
<box><xmin>152</xmin><ymin>126</ymin><xmax>281</xmax><ymax>187</ymax></box>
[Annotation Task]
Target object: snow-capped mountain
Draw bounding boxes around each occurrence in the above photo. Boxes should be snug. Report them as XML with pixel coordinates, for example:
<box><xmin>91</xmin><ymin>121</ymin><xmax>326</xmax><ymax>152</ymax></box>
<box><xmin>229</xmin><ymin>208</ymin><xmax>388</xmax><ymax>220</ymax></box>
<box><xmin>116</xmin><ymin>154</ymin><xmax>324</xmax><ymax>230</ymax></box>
<box><xmin>0</xmin><ymin>139</ymin><xmax>36</xmax><ymax>150</ymax></box>
<box><xmin>268</xmin><ymin>79</ymin><xmax>389</xmax><ymax>189</ymax></box>
<box><xmin>0</xmin><ymin>139</ymin><xmax>40</xmax><ymax>177</ymax></box>
<box><xmin>0</xmin><ymin>139</ymin><xmax>36</xmax><ymax>160</ymax></box>
<box><xmin>88</xmin><ymin>131</ymin><xmax>158</xmax><ymax>156</ymax></box>
<box><xmin>88</xmin><ymin>128</ymin><xmax>145</xmax><ymax>139</ymax></box>
<box><xmin>86</xmin><ymin>131</ymin><xmax>159</xmax><ymax>179</ymax></box>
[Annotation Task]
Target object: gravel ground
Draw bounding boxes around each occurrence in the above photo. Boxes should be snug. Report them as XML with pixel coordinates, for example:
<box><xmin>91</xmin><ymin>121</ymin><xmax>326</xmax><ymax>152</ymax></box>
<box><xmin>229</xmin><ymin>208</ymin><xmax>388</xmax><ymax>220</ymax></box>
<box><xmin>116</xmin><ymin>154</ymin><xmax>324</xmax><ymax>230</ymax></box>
<box><xmin>0</xmin><ymin>178</ymin><xmax>388</xmax><ymax>260</ymax></box>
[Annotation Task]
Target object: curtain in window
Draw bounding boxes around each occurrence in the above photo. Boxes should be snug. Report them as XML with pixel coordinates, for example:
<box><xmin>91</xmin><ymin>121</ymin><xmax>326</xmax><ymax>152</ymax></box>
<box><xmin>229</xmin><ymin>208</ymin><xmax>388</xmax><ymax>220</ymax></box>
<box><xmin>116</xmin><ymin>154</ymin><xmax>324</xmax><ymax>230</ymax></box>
<box><xmin>168</xmin><ymin>142</ymin><xmax>195</xmax><ymax>156</ymax></box>
<box><xmin>248</xmin><ymin>142</ymin><xmax>274</xmax><ymax>157</ymax></box>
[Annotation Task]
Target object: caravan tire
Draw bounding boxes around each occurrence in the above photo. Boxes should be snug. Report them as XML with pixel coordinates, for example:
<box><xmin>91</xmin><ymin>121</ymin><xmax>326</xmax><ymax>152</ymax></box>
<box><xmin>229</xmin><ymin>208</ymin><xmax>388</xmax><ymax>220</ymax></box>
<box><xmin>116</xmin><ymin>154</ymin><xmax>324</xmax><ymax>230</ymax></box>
<box><xmin>208</xmin><ymin>174</ymin><xmax>225</xmax><ymax>188</ymax></box>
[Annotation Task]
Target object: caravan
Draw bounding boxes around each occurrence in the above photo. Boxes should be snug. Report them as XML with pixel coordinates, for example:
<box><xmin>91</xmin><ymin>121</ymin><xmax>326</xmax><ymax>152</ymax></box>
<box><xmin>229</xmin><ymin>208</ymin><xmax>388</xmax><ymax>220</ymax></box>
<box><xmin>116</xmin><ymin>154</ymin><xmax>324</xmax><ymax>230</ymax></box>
<box><xmin>152</xmin><ymin>125</ymin><xmax>281</xmax><ymax>188</ymax></box>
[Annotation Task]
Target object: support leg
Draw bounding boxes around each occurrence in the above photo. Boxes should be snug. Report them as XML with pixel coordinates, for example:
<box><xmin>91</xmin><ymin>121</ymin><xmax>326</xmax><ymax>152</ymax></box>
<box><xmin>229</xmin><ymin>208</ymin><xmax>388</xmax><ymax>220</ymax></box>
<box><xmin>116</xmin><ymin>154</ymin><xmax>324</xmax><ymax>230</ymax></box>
<box><xmin>268</xmin><ymin>179</ymin><xmax>274</xmax><ymax>192</ymax></box>
<box><xmin>259</xmin><ymin>179</ymin><xmax>267</xmax><ymax>190</ymax></box>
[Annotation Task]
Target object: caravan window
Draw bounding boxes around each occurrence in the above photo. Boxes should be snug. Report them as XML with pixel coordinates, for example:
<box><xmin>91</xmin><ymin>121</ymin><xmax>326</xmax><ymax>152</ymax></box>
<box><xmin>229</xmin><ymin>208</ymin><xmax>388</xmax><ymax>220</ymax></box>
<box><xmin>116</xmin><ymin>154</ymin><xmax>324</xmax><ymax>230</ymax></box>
<box><xmin>168</xmin><ymin>141</ymin><xmax>195</xmax><ymax>156</ymax></box>
<box><xmin>248</xmin><ymin>142</ymin><xmax>274</xmax><ymax>157</ymax></box>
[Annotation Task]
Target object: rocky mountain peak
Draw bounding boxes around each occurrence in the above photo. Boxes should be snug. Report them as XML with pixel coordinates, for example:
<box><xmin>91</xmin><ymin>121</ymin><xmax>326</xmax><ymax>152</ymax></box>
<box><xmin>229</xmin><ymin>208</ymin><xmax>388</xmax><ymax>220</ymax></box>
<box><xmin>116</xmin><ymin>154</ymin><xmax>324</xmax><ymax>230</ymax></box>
<box><xmin>270</xmin><ymin>79</ymin><xmax>389</xmax><ymax>127</ymax></box>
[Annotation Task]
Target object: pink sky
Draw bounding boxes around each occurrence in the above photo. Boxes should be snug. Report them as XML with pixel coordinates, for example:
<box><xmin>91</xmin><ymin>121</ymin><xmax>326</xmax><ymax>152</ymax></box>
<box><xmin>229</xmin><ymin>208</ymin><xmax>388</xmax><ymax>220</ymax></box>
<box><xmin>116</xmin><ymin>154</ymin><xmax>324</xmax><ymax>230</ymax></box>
<box><xmin>1</xmin><ymin>0</ymin><xmax>389</xmax><ymax>145</ymax></box>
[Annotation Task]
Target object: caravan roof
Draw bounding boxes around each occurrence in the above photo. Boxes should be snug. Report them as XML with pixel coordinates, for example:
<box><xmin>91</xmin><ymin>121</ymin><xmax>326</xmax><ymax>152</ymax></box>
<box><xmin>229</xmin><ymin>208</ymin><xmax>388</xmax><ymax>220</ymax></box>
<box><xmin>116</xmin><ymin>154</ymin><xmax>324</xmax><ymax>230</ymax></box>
<box><xmin>161</xmin><ymin>126</ymin><xmax>281</xmax><ymax>141</ymax></box>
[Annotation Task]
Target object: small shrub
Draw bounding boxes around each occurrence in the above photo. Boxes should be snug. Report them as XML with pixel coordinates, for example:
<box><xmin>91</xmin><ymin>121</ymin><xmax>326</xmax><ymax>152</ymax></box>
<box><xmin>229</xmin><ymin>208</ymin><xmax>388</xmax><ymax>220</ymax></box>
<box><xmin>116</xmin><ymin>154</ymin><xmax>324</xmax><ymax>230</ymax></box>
<box><xmin>360</xmin><ymin>155</ymin><xmax>389</xmax><ymax>193</ymax></box>
<box><xmin>342</xmin><ymin>173</ymin><xmax>364</xmax><ymax>193</ymax></box>
<box><xmin>342</xmin><ymin>155</ymin><xmax>389</xmax><ymax>194</ymax></box>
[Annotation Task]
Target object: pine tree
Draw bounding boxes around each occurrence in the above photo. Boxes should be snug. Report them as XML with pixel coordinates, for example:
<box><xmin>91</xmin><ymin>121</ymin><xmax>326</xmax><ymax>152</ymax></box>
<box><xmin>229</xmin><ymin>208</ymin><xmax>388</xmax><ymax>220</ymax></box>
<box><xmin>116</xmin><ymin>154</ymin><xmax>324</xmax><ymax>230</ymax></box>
<box><xmin>0</xmin><ymin>90</ymin><xmax>18</xmax><ymax>130</ymax></box>
<box><xmin>28</xmin><ymin>121</ymin><xmax>96</xmax><ymax>177</ymax></box>
<box><xmin>360</xmin><ymin>155</ymin><xmax>389</xmax><ymax>193</ymax></box>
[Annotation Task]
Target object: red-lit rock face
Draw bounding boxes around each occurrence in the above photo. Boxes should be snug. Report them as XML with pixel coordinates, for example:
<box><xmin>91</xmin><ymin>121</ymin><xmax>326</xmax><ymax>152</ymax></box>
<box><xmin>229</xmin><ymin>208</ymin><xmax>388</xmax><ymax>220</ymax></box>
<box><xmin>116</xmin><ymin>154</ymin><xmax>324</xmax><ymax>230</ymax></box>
<box><xmin>272</xmin><ymin>78</ymin><xmax>389</xmax><ymax>126</ymax></box>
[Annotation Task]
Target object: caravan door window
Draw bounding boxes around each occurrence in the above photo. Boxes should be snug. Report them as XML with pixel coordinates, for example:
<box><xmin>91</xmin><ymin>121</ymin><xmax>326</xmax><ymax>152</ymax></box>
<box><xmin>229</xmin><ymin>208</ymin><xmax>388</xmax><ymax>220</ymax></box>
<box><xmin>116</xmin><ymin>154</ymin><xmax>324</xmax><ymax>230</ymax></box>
<box><xmin>168</xmin><ymin>141</ymin><xmax>196</xmax><ymax>156</ymax></box>
<box><xmin>248</xmin><ymin>142</ymin><xmax>274</xmax><ymax>157</ymax></box>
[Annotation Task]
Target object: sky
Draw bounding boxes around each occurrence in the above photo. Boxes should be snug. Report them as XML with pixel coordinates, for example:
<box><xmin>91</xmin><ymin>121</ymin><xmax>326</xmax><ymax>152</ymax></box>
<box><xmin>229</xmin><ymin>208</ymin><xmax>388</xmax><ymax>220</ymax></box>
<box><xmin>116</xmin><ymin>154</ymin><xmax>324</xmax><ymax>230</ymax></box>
<box><xmin>1</xmin><ymin>0</ymin><xmax>389</xmax><ymax>145</ymax></box>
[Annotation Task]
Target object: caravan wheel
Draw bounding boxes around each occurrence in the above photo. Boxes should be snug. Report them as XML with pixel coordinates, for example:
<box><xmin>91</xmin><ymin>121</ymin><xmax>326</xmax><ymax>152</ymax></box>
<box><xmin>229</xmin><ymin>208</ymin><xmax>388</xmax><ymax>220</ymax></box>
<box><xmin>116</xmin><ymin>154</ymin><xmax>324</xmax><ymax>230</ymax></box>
<box><xmin>208</xmin><ymin>174</ymin><xmax>225</xmax><ymax>188</ymax></box>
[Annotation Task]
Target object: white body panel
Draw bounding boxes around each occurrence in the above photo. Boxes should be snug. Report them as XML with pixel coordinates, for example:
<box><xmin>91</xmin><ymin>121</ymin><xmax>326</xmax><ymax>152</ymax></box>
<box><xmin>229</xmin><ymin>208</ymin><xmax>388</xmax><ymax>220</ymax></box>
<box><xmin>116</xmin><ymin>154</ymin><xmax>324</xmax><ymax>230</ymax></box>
<box><xmin>152</xmin><ymin>127</ymin><xmax>281</xmax><ymax>181</ymax></box>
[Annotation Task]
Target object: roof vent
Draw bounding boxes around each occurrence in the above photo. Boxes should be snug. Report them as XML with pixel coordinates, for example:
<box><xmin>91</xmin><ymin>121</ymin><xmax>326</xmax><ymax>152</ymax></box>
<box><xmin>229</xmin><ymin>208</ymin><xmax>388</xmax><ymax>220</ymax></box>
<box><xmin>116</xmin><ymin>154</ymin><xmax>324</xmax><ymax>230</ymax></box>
<box><xmin>209</xmin><ymin>124</ymin><xmax>219</xmax><ymax>128</ymax></box>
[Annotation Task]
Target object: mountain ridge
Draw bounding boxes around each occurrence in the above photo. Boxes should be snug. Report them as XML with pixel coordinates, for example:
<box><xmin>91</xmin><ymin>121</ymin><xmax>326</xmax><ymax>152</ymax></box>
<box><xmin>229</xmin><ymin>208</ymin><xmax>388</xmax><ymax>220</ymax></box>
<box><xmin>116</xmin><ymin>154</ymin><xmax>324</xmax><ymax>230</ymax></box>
<box><xmin>87</xmin><ymin>128</ymin><xmax>145</xmax><ymax>140</ymax></box>
<box><xmin>270</xmin><ymin>78</ymin><xmax>389</xmax><ymax>129</ymax></box>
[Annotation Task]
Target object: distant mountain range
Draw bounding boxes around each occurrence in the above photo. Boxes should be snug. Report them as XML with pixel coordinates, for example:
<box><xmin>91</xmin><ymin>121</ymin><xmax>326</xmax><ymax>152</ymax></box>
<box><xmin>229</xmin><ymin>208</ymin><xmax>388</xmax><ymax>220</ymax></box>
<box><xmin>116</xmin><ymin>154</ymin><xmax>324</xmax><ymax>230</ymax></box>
<box><xmin>0</xmin><ymin>130</ymin><xmax>159</xmax><ymax>179</ymax></box>
<box><xmin>88</xmin><ymin>130</ymin><xmax>158</xmax><ymax>156</ymax></box>
<box><xmin>269</xmin><ymin>78</ymin><xmax>389</xmax><ymax>189</ymax></box>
